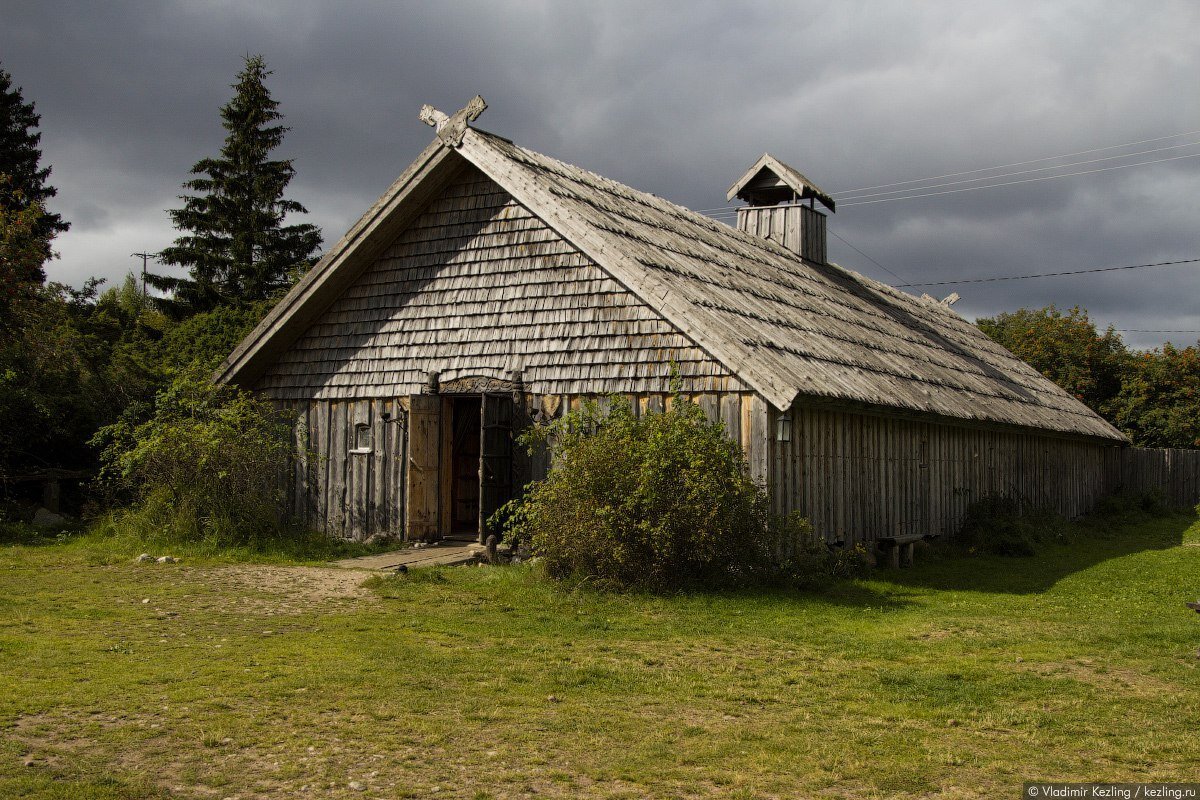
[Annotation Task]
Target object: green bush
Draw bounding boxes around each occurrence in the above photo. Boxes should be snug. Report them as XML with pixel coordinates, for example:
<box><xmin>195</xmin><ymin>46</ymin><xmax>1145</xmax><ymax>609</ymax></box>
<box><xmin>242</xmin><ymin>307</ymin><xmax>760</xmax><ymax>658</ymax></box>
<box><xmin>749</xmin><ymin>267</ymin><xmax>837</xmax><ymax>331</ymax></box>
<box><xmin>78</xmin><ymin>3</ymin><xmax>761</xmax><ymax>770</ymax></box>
<box><xmin>499</xmin><ymin>395</ymin><xmax>819</xmax><ymax>592</ymax></box>
<box><xmin>92</xmin><ymin>366</ymin><xmax>294</xmax><ymax>546</ymax></box>
<box><xmin>954</xmin><ymin>495</ymin><xmax>1070</xmax><ymax>556</ymax></box>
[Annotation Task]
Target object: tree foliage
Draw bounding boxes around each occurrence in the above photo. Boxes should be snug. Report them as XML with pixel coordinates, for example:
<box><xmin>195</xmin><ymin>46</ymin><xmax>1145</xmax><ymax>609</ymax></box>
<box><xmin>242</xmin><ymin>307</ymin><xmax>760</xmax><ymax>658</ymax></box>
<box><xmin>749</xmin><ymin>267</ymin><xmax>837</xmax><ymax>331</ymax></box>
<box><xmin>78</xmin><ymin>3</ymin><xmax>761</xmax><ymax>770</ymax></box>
<box><xmin>0</xmin><ymin>182</ymin><xmax>55</xmax><ymax>316</ymax></box>
<box><xmin>149</xmin><ymin>55</ymin><xmax>321</xmax><ymax>315</ymax></box>
<box><xmin>977</xmin><ymin>305</ymin><xmax>1129</xmax><ymax>415</ymax></box>
<box><xmin>1109</xmin><ymin>343</ymin><xmax>1200</xmax><ymax>448</ymax></box>
<box><xmin>0</xmin><ymin>281</ymin><xmax>122</xmax><ymax>476</ymax></box>
<box><xmin>93</xmin><ymin>366</ymin><xmax>293</xmax><ymax>543</ymax></box>
<box><xmin>0</xmin><ymin>65</ymin><xmax>68</xmax><ymax>267</ymax></box>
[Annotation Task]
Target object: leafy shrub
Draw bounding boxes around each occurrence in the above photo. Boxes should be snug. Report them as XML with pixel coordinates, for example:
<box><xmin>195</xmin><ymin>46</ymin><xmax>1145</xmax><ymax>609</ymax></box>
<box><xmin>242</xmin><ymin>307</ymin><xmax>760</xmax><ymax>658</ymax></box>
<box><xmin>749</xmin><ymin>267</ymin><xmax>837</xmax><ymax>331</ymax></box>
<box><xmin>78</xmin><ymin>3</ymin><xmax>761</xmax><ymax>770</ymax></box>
<box><xmin>1092</xmin><ymin>488</ymin><xmax>1169</xmax><ymax>519</ymax></box>
<box><xmin>766</xmin><ymin>512</ymin><xmax>869</xmax><ymax>587</ymax></box>
<box><xmin>92</xmin><ymin>366</ymin><xmax>294</xmax><ymax>545</ymax></box>
<box><xmin>499</xmin><ymin>395</ymin><xmax>828</xmax><ymax>592</ymax></box>
<box><xmin>954</xmin><ymin>495</ymin><xmax>1070</xmax><ymax>556</ymax></box>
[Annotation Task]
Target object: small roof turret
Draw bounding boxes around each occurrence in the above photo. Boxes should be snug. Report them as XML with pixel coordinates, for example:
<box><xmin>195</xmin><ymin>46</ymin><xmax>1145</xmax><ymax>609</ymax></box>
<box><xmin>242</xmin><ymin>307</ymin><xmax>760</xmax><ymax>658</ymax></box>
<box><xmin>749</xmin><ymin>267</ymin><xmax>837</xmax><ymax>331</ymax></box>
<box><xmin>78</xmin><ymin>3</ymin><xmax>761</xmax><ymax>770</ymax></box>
<box><xmin>726</xmin><ymin>153</ymin><xmax>835</xmax><ymax>212</ymax></box>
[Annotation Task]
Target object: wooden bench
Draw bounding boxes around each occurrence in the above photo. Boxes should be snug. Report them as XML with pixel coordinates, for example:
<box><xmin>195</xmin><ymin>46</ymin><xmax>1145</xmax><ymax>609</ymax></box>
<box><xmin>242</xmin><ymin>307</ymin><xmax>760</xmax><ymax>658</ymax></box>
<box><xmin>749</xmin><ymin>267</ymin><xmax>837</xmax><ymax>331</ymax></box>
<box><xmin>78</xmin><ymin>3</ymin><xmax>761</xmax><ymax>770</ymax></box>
<box><xmin>876</xmin><ymin>534</ymin><xmax>931</xmax><ymax>568</ymax></box>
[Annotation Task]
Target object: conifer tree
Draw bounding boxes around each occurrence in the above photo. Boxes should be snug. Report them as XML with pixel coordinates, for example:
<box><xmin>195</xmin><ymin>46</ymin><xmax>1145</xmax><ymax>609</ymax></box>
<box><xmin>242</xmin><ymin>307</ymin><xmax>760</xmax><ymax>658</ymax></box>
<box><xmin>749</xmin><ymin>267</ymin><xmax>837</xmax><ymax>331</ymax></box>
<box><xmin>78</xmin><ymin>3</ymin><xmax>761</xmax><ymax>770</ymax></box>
<box><xmin>0</xmin><ymin>64</ymin><xmax>68</xmax><ymax>276</ymax></box>
<box><xmin>150</xmin><ymin>55</ymin><xmax>321</xmax><ymax>315</ymax></box>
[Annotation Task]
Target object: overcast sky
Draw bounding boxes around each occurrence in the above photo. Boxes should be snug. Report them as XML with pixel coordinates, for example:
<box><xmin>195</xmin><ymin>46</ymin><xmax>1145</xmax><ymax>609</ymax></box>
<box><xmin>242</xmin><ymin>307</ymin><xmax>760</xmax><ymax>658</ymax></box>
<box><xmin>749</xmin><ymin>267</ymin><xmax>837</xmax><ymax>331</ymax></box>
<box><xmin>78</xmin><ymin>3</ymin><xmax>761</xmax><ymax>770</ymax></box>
<box><xmin>3</xmin><ymin>0</ymin><xmax>1198</xmax><ymax>350</ymax></box>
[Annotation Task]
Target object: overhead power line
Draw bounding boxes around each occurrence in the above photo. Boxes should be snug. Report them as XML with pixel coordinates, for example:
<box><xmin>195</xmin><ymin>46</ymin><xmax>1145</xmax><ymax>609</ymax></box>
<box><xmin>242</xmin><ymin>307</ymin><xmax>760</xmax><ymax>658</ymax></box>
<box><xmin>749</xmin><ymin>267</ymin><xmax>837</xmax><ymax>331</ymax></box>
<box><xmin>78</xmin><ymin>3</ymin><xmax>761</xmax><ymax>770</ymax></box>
<box><xmin>695</xmin><ymin>128</ymin><xmax>1200</xmax><ymax>215</ymax></box>
<box><xmin>896</xmin><ymin>257</ymin><xmax>1200</xmax><ymax>288</ymax></box>
<box><xmin>833</xmin><ymin>128</ymin><xmax>1200</xmax><ymax>194</ymax></box>
<box><xmin>840</xmin><ymin>153</ymin><xmax>1200</xmax><ymax>207</ymax></box>
<box><xmin>826</xmin><ymin>228</ymin><xmax>910</xmax><ymax>284</ymax></box>
<box><xmin>1116</xmin><ymin>329</ymin><xmax>1200</xmax><ymax>334</ymax></box>
<box><xmin>837</xmin><ymin>140</ymin><xmax>1200</xmax><ymax>202</ymax></box>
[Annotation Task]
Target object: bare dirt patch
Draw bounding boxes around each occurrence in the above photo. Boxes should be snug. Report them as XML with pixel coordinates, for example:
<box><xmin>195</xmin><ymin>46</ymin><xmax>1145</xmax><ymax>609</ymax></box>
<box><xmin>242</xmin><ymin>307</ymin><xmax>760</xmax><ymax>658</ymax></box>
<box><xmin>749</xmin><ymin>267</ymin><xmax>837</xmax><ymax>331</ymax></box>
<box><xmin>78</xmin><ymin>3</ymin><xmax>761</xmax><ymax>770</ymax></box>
<box><xmin>182</xmin><ymin>565</ymin><xmax>378</xmax><ymax>616</ymax></box>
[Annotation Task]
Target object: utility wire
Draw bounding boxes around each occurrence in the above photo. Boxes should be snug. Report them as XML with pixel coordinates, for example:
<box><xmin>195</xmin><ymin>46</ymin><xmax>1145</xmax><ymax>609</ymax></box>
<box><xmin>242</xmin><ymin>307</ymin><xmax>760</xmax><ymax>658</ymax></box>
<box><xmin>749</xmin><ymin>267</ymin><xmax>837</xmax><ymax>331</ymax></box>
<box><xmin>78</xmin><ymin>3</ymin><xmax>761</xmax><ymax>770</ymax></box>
<box><xmin>1115</xmin><ymin>329</ymin><xmax>1200</xmax><ymax>334</ymax></box>
<box><xmin>695</xmin><ymin>129</ymin><xmax>1200</xmax><ymax>214</ymax></box>
<box><xmin>826</xmin><ymin>228</ymin><xmax>910</xmax><ymax>284</ymax></box>
<box><xmin>837</xmin><ymin>140</ymin><xmax>1200</xmax><ymax>202</ymax></box>
<box><xmin>896</xmin><ymin>257</ymin><xmax>1200</xmax><ymax>288</ymax></box>
<box><xmin>833</xmin><ymin>128</ymin><xmax>1200</xmax><ymax>194</ymax></box>
<box><xmin>840</xmin><ymin>152</ymin><xmax>1200</xmax><ymax>207</ymax></box>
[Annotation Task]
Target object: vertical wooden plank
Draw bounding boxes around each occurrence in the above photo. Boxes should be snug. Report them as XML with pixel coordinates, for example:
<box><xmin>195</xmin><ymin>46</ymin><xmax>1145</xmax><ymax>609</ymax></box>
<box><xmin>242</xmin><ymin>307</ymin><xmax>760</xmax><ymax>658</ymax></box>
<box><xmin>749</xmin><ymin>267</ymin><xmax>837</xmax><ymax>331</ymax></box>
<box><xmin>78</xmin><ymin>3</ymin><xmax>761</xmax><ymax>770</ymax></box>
<box><xmin>748</xmin><ymin>395</ymin><xmax>769</xmax><ymax>489</ymax></box>
<box><xmin>326</xmin><ymin>402</ymin><xmax>346</xmax><ymax>538</ymax></box>
<box><xmin>312</xmin><ymin>400</ymin><xmax>329</xmax><ymax>535</ymax></box>
<box><xmin>371</xmin><ymin>398</ymin><xmax>388</xmax><ymax>537</ymax></box>
<box><xmin>439</xmin><ymin>396</ymin><xmax>454</xmax><ymax>539</ymax></box>
<box><xmin>791</xmin><ymin>404</ymin><xmax>802</xmax><ymax>522</ymax></box>
<box><xmin>405</xmin><ymin>394</ymin><xmax>441</xmax><ymax>541</ymax></box>
<box><xmin>391</xmin><ymin>397</ymin><xmax>407</xmax><ymax>537</ymax></box>
<box><xmin>720</xmin><ymin>393</ymin><xmax>741</xmax><ymax>446</ymax></box>
<box><xmin>777</xmin><ymin>407</ymin><xmax>787</xmax><ymax>520</ymax></box>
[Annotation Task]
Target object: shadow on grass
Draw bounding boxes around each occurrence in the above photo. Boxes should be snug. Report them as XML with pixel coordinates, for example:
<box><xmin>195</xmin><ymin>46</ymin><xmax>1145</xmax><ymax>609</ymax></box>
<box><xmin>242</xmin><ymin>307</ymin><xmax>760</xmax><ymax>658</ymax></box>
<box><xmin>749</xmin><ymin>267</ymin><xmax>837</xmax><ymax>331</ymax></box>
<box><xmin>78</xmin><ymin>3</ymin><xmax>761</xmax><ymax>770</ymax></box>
<box><xmin>877</xmin><ymin>511</ymin><xmax>1194</xmax><ymax>595</ymax></box>
<box><xmin>1</xmin><ymin>517</ymin><xmax>396</xmax><ymax>565</ymax></box>
<box><xmin>596</xmin><ymin>575</ymin><xmax>918</xmax><ymax>613</ymax></box>
<box><xmin>0</xmin><ymin>521</ymin><xmax>87</xmax><ymax>547</ymax></box>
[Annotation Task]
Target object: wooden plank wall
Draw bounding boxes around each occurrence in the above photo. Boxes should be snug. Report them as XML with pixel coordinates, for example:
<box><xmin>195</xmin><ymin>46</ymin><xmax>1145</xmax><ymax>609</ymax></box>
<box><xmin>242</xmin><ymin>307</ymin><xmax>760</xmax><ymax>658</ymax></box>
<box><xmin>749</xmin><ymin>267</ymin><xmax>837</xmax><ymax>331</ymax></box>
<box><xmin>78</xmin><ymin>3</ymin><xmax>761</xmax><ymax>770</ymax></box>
<box><xmin>282</xmin><ymin>391</ymin><xmax>764</xmax><ymax>540</ymax></box>
<box><xmin>769</xmin><ymin>404</ymin><xmax>1115</xmax><ymax>544</ymax></box>
<box><xmin>735</xmin><ymin>204</ymin><xmax>826</xmax><ymax>263</ymax></box>
<box><xmin>279</xmin><ymin>398</ymin><xmax>405</xmax><ymax>540</ymax></box>
<box><xmin>1108</xmin><ymin>446</ymin><xmax>1200</xmax><ymax>508</ymax></box>
<box><xmin>280</xmin><ymin>392</ymin><xmax>1198</xmax><ymax>542</ymax></box>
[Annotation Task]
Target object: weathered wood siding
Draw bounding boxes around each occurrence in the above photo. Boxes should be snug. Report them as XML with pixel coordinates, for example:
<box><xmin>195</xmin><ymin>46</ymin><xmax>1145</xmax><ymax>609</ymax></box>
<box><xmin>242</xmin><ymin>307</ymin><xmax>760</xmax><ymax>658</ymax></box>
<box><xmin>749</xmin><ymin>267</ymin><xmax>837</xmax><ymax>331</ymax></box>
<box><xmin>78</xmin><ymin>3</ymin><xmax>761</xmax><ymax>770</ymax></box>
<box><xmin>280</xmin><ymin>397</ymin><xmax>407</xmax><ymax>540</ymax></box>
<box><xmin>736</xmin><ymin>204</ymin><xmax>826</xmax><ymax>263</ymax></box>
<box><xmin>280</xmin><ymin>392</ymin><xmax>1197</xmax><ymax>543</ymax></box>
<box><xmin>768</xmin><ymin>403</ymin><xmax>1117</xmax><ymax>544</ymax></box>
<box><xmin>256</xmin><ymin>165</ymin><xmax>745</xmax><ymax>401</ymax></box>
<box><xmin>1108</xmin><ymin>447</ymin><xmax>1200</xmax><ymax>508</ymax></box>
<box><xmin>278</xmin><ymin>390</ymin><xmax>765</xmax><ymax>540</ymax></box>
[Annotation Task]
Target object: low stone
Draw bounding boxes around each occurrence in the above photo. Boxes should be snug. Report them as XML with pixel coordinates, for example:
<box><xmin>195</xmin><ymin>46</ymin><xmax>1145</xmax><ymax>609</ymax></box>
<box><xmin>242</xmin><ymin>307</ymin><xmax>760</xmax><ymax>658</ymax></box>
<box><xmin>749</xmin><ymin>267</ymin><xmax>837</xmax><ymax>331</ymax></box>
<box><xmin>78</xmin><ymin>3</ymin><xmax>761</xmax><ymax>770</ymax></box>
<box><xmin>348</xmin><ymin>781</ymin><xmax>365</xmax><ymax>791</ymax></box>
<box><xmin>156</xmin><ymin>556</ymin><xmax>172</xmax><ymax>564</ymax></box>
<box><xmin>22</xmin><ymin>757</ymin><xmax>36</xmax><ymax>767</ymax></box>
<box><xmin>137</xmin><ymin>553</ymin><xmax>154</xmax><ymax>563</ymax></box>
<box><xmin>31</xmin><ymin>508</ymin><xmax>65</xmax><ymax>529</ymax></box>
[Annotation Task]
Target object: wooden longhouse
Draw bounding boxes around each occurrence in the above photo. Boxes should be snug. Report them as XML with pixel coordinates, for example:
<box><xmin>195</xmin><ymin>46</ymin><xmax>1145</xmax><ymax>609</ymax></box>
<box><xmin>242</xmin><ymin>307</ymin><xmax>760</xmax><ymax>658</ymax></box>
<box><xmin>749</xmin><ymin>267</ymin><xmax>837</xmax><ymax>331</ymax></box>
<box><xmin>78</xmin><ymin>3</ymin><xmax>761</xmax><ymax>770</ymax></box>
<box><xmin>217</xmin><ymin>97</ymin><xmax>1131</xmax><ymax>546</ymax></box>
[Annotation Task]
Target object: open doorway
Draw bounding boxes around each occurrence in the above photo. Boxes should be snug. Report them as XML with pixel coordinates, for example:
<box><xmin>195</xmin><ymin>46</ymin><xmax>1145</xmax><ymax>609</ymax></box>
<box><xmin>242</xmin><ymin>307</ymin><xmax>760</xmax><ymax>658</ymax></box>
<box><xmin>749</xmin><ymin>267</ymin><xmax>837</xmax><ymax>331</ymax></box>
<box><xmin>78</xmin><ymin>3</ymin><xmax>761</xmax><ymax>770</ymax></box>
<box><xmin>448</xmin><ymin>396</ymin><xmax>482</xmax><ymax>537</ymax></box>
<box><xmin>407</xmin><ymin>391</ymin><xmax>517</xmax><ymax>543</ymax></box>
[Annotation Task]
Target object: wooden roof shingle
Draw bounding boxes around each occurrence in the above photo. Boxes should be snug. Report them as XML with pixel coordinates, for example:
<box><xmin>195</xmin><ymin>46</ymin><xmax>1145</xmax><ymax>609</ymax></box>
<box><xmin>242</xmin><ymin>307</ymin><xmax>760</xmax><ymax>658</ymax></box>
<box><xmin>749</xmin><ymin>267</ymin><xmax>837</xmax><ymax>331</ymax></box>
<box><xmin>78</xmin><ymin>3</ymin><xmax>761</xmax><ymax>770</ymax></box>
<box><xmin>217</xmin><ymin>121</ymin><xmax>1126</xmax><ymax>443</ymax></box>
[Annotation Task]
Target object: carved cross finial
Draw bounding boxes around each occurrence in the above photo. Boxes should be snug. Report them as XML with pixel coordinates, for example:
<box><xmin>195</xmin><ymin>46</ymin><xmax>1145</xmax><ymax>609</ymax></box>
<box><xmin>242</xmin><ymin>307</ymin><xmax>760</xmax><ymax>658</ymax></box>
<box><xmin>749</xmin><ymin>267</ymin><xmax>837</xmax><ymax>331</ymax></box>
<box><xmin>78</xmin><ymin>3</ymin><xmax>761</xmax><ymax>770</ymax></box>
<box><xmin>418</xmin><ymin>95</ymin><xmax>487</xmax><ymax>147</ymax></box>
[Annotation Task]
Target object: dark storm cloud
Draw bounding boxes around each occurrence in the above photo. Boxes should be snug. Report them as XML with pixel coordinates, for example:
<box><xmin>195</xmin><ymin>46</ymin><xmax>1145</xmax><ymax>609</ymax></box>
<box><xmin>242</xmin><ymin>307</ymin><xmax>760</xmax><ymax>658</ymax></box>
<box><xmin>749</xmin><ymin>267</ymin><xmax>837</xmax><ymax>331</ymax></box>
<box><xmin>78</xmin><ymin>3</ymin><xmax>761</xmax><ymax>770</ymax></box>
<box><xmin>2</xmin><ymin>0</ymin><xmax>1197</xmax><ymax>350</ymax></box>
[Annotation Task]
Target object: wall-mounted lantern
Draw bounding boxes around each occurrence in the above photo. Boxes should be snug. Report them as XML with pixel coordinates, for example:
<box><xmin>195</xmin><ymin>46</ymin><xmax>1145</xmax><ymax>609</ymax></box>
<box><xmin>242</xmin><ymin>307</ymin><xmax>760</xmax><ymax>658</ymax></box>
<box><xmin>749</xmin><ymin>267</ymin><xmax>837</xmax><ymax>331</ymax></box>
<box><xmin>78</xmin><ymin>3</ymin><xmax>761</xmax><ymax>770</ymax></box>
<box><xmin>776</xmin><ymin>413</ymin><xmax>792</xmax><ymax>443</ymax></box>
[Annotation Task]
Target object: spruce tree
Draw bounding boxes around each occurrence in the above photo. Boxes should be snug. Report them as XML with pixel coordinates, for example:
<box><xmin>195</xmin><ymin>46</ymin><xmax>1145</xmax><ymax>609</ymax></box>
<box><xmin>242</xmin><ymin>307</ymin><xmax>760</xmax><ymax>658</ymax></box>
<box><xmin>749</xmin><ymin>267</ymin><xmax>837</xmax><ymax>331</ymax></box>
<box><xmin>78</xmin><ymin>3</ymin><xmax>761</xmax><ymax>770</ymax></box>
<box><xmin>0</xmin><ymin>64</ymin><xmax>68</xmax><ymax>275</ymax></box>
<box><xmin>150</xmin><ymin>55</ymin><xmax>321</xmax><ymax>315</ymax></box>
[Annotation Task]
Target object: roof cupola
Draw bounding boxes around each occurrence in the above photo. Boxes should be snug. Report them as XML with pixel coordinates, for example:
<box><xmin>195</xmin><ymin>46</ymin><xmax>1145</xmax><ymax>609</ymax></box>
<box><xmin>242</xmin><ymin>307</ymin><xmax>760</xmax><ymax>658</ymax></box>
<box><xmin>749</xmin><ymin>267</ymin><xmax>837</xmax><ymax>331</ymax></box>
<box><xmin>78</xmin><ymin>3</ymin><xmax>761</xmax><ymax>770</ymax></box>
<box><xmin>727</xmin><ymin>154</ymin><xmax>834</xmax><ymax>263</ymax></box>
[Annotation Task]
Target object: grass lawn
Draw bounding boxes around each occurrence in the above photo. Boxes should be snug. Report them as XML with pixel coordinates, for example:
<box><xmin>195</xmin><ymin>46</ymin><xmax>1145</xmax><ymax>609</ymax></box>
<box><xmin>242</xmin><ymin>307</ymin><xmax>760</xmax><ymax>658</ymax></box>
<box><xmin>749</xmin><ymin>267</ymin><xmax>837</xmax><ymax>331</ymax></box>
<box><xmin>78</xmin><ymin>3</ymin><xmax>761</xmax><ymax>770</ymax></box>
<box><xmin>1</xmin><ymin>512</ymin><xmax>1198</xmax><ymax>799</ymax></box>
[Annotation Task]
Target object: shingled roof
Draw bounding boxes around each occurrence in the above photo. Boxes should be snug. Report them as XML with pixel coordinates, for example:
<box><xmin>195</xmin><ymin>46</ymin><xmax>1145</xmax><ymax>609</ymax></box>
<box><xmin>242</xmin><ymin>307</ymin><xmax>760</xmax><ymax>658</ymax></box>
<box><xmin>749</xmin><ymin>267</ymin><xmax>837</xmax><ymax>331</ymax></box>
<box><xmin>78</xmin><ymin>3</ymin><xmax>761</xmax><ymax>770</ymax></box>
<box><xmin>217</xmin><ymin>120</ymin><xmax>1126</xmax><ymax>443</ymax></box>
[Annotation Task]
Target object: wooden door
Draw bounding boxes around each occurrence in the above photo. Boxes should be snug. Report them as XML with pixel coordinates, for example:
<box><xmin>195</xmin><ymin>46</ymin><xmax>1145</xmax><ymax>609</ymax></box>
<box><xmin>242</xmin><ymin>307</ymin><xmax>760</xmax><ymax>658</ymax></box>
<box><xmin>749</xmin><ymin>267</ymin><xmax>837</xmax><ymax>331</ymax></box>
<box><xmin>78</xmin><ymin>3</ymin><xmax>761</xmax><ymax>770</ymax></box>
<box><xmin>478</xmin><ymin>393</ymin><xmax>514</xmax><ymax>540</ymax></box>
<box><xmin>405</xmin><ymin>394</ymin><xmax>441</xmax><ymax>540</ymax></box>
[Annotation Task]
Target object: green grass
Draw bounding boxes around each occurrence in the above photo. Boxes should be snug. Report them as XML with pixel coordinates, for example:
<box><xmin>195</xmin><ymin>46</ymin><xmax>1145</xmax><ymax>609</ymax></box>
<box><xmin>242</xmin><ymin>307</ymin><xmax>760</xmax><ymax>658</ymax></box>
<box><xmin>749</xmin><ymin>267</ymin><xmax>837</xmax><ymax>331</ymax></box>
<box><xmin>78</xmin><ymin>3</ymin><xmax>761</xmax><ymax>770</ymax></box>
<box><xmin>1</xmin><ymin>512</ymin><xmax>1198</xmax><ymax>798</ymax></box>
